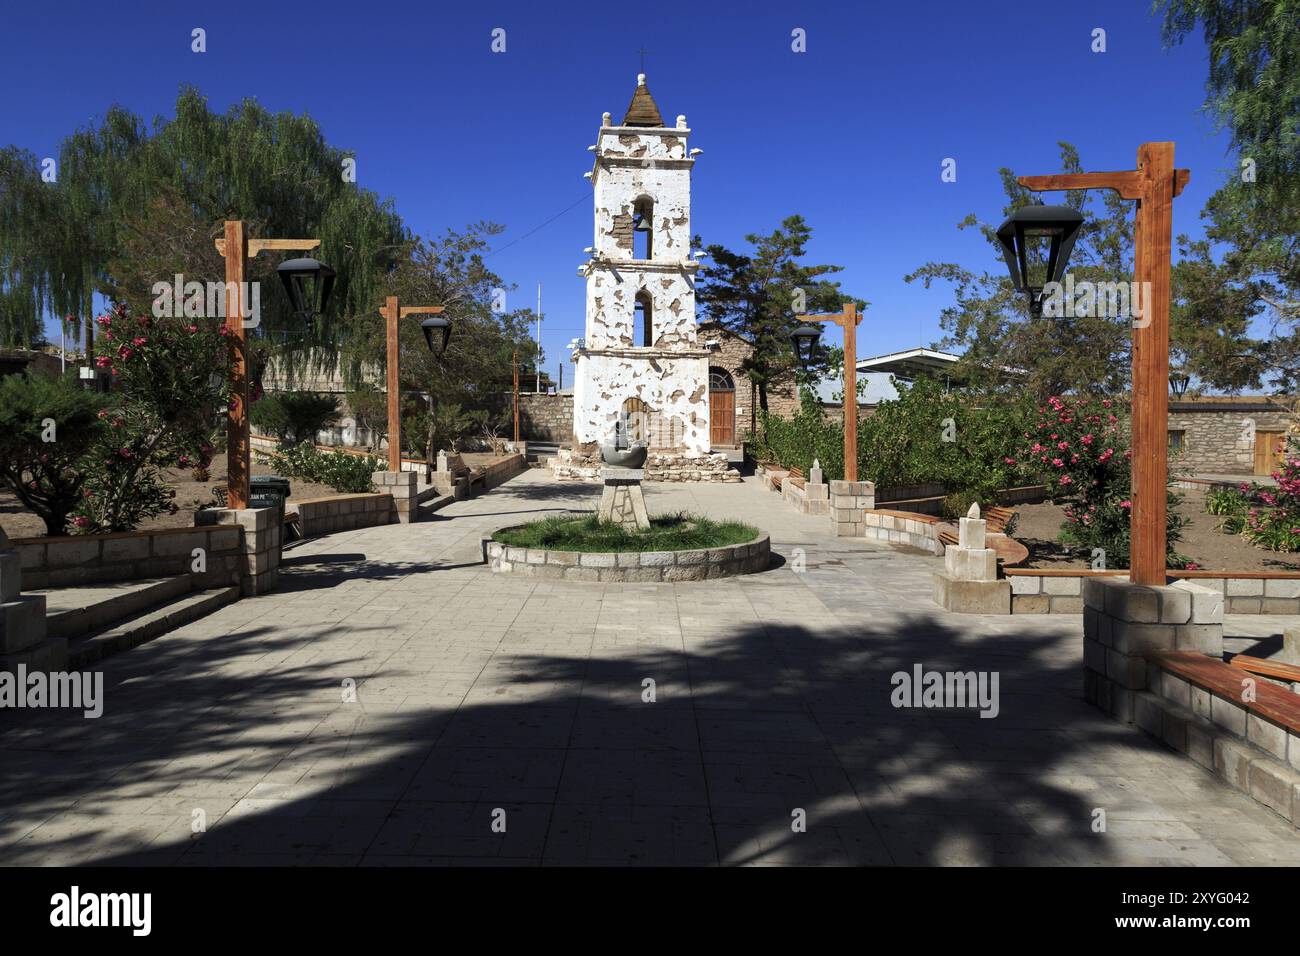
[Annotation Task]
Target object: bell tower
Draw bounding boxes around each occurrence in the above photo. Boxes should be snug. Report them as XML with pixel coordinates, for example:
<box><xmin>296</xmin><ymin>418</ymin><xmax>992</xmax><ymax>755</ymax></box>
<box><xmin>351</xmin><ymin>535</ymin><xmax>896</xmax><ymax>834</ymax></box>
<box><xmin>572</xmin><ymin>74</ymin><xmax>710</xmax><ymax>453</ymax></box>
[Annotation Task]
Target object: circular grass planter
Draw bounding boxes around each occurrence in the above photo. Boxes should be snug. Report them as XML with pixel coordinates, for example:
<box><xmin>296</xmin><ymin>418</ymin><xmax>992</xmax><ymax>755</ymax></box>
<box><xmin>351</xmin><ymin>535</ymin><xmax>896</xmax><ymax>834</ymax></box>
<box><xmin>486</xmin><ymin>531</ymin><xmax>771</xmax><ymax>582</ymax></box>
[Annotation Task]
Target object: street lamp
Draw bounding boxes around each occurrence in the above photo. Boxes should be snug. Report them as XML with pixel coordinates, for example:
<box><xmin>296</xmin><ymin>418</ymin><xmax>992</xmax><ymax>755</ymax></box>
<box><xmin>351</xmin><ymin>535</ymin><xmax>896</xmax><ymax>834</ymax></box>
<box><xmin>790</xmin><ymin>324</ymin><xmax>822</xmax><ymax>369</ymax></box>
<box><xmin>1170</xmin><ymin>372</ymin><xmax>1190</xmax><ymax>397</ymax></box>
<box><xmin>1015</xmin><ymin>143</ymin><xmax>1190</xmax><ymax>585</ymax></box>
<box><xmin>421</xmin><ymin>315</ymin><xmax>452</xmax><ymax>354</ymax></box>
<box><xmin>276</xmin><ymin>257</ymin><xmax>336</xmax><ymax>324</ymax></box>
<box><xmin>792</xmin><ymin>303</ymin><xmax>865</xmax><ymax>481</ymax></box>
<box><xmin>996</xmin><ymin>204</ymin><xmax>1084</xmax><ymax>315</ymax></box>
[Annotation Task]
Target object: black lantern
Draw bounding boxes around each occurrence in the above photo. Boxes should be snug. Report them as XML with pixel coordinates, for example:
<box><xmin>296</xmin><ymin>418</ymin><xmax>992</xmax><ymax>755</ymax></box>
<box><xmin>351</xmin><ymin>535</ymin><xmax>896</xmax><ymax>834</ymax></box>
<box><xmin>996</xmin><ymin>204</ymin><xmax>1084</xmax><ymax>314</ymax></box>
<box><xmin>1170</xmin><ymin>372</ymin><xmax>1190</xmax><ymax>397</ymax></box>
<box><xmin>790</xmin><ymin>324</ymin><xmax>822</xmax><ymax>368</ymax></box>
<box><xmin>276</xmin><ymin>257</ymin><xmax>336</xmax><ymax>324</ymax></box>
<box><xmin>421</xmin><ymin>315</ymin><xmax>451</xmax><ymax>354</ymax></box>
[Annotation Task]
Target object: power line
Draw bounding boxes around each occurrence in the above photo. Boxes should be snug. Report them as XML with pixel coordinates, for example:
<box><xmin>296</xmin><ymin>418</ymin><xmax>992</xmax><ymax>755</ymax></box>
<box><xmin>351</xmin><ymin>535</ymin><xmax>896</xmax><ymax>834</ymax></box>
<box><xmin>486</xmin><ymin>193</ymin><xmax>589</xmax><ymax>259</ymax></box>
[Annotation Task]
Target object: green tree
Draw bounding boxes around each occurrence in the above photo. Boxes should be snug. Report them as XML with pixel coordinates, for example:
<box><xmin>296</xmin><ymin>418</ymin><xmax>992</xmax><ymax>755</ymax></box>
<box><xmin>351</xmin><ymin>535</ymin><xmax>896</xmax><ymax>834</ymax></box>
<box><xmin>0</xmin><ymin>372</ymin><xmax>106</xmax><ymax>536</ymax></box>
<box><xmin>251</xmin><ymin>391</ymin><xmax>341</xmax><ymax>446</ymax></box>
<box><xmin>343</xmin><ymin>223</ymin><xmax>537</xmax><ymax>463</ymax></box>
<box><xmin>696</xmin><ymin>215</ymin><xmax>859</xmax><ymax>412</ymax></box>
<box><xmin>1159</xmin><ymin>1</ymin><xmax>1300</xmax><ymax>394</ymax></box>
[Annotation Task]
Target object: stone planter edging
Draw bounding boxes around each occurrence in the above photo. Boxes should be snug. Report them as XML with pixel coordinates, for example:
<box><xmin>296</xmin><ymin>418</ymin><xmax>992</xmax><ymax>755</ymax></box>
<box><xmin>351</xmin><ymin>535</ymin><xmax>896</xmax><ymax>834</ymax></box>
<box><xmin>486</xmin><ymin>532</ymin><xmax>771</xmax><ymax>582</ymax></box>
<box><xmin>1007</xmin><ymin>568</ymin><xmax>1300</xmax><ymax>614</ymax></box>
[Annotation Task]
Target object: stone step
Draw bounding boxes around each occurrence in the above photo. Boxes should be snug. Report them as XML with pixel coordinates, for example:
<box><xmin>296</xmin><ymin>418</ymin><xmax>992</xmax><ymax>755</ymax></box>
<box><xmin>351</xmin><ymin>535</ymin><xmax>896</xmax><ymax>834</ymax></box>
<box><xmin>38</xmin><ymin>575</ymin><xmax>194</xmax><ymax>642</ymax></box>
<box><xmin>67</xmin><ymin>585</ymin><xmax>240</xmax><ymax>668</ymax></box>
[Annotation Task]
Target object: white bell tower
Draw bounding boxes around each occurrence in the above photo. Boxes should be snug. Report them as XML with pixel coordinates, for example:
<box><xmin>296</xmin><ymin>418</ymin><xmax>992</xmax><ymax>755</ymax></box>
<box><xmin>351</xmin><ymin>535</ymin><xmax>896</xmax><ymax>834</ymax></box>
<box><xmin>571</xmin><ymin>74</ymin><xmax>709</xmax><ymax>454</ymax></box>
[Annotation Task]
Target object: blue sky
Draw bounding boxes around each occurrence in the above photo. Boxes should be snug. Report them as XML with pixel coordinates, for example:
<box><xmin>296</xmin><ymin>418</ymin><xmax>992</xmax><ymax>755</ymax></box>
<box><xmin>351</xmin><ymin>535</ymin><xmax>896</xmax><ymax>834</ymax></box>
<box><xmin>1</xmin><ymin>1</ymin><xmax>1227</xmax><ymax>383</ymax></box>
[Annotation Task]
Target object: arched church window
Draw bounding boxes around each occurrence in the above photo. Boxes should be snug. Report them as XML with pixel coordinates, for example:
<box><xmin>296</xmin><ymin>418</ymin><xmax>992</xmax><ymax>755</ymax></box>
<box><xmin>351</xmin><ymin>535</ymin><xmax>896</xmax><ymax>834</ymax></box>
<box><xmin>709</xmin><ymin>368</ymin><xmax>735</xmax><ymax>391</ymax></box>
<box><xmin>632</xmin><ymin>196</ymin><xmax>653</xmax><ymax>259</ymax></box>
<box><xmin>634</xmin><ymin>291</ymin><xmax>653</xmax><ymax>347</ymax></box>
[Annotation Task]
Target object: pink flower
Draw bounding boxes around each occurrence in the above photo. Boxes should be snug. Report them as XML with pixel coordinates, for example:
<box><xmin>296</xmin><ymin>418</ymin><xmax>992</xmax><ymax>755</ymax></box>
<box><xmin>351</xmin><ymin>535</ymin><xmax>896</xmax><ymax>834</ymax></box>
<box><xmin>72</xmin><ymin>516</ymin><xmax>91</xmax><ymax>529</ymax></box>
<box><xmin>1120</xmin><ymin>500</ymin><xmax>1132</xmax><ymax>509</ymax></box>
<box><xmin>1057</xmin><ymin>441</ymin><xmax>1069</xmax><ymax>450</ymax></box>
<box><xmin>94</xmin><ymin>356</ymin><xmax>112</xmax><ymax>368</ymax></box>
<box><xmin>1184</xmin><ymin>562</ymin><xmax>1200</xmax><ymax>570</ymax></box>
<box><xmin>132</xmin><ymin>336</ymin><xmax>147</xmax><ymax>347</ymax></box>
<box><xmin>1051</xmin><ymin>458</ymin><xmax>1064</xmax><ymax>468</ymax></box>
<box><xmin>1059</xmin><ymin>475</ymin><xmax>1073</xmax><ymax>485</ymax></box>
<box><xmin>1003</xmin><ymin>457</ymin><xmax>1016</xmax><ymax>465</ymax></box>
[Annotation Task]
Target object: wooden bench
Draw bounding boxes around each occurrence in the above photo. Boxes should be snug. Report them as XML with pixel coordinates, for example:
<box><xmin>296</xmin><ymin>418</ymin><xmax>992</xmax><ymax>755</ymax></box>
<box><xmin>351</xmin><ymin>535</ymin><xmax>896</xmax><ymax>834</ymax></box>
<box><xmin>443</xmin><ymin>452</ymin><xmax>487</xmax><ymax>490</ymax></box>
<box><xmin>1228</xmin><ymin>654</ymin><xmax>1300</xmax><ymax>684</ymax></box>
<box><xmin>1154</xmin><ymin>650</ymin><xmax>1300</xmax><ymax>735</ymax></box>
<box><xmin>784</xmin><ymin>466</ymin><xmax>806</xmax><ymax>491</ymax></box>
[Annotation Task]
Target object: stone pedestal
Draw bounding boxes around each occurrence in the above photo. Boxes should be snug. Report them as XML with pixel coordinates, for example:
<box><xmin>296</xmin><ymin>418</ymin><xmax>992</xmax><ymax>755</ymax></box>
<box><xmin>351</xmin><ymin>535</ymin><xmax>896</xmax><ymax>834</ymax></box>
<box><xmin>932</xmin><ymin>505</ymin><xmax>1010</xmax><ymax>614</ymax></box>
<box><xmin>1083</xmin><ymin>575</ymin><xmax>1224</xmax><ymax>723</ymax></box>
<box><xmin>197</xmin><ymin>506</ymin><xmax>281</xmax><ymax>596</ymax></box>
<box><xmin>0</xmin><ymin>526</ymin><xmax>59</xmax><ymax>673</ymax></box>
<box><xmin>373</xmin><ymin>470</ymin><xmax>418</xmax><ymax>524</ymax></box>
<box><xmin>598</xmin><ymin>468</ymin><xmax>650</xmax><ymax>531</ymax></box>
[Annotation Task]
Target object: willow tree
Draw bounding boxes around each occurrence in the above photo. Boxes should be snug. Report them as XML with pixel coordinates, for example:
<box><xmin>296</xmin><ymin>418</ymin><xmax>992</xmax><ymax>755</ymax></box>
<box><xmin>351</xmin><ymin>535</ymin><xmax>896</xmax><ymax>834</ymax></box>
<box><xmin>0</xmin><ymin>86</ymin><xmax>407</xmax><ymax>357</ymax></box>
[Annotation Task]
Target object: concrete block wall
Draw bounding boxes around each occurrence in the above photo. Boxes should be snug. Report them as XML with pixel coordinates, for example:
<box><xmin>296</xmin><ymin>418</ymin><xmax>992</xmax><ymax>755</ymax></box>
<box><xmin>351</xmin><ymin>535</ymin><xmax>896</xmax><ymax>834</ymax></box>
<box><xmin>1010</xmin><ymin>570</ymin><xmax>1300</xmax><ymax>615</ymax></box>
<box><xmin>1082</xmin><ymin>575</ymin><xmax>1224</xmax><ymax>723</ymax></box>
<box><xmin>13</xmin><ymin>525</ymin><xmax>245</xmax><ymax>590</ymax></box>
<box><xmin>293</xmin><ymin>493</ymin><xmax>396</xmax><ymax>537</ymax></box>
<box><xmin>197</xmin><ymin>507</ymin><xmax>281</xmax><ymax>596</ymax></box>
<box><xmin>860</xmin><ymin>509</ymin><xmax>944</xmax><ymax>555</ymax></box>
<box><xmin>372</xmin><ymin>471</ymin><xmax>416</xmax><ymax>523</ymax></box>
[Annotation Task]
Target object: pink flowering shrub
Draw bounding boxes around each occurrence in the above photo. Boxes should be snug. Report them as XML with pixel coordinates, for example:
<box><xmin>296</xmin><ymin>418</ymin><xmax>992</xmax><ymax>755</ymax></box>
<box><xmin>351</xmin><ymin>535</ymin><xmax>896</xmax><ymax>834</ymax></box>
<box><xmin>73</xmin><ymin>304</ymin><xmax>229</xmax><ymax>532</ymax></box>
<box><xmin>1227</xmin><ymin>453</ymin><xmax>1300</xmax><ymax>551</ymax></box>
<box><xmin>1019</xmin><ymin>395</ymin><xmax>1186</xmax><ymax>568</ymax></box>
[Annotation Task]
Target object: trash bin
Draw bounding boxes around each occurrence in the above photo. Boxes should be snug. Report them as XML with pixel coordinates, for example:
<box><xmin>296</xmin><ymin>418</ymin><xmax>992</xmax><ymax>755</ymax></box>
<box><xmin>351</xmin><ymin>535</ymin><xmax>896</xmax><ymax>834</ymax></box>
<box><xmin>249</xmin><ymin>475</ymin><xmax>292</xmax><ymax>522</ymax></box>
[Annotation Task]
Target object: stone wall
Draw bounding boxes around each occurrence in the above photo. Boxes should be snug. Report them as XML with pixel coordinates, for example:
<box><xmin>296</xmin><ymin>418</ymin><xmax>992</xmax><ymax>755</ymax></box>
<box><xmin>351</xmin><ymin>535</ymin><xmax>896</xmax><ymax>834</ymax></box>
<box><xmin>13</xmin><ymin>524</ymin><xmax>245</xmax><ymax>590</ymax></box>
<box><xmin>518</xmin><ymin>393</ymin><xmax>575</xmax><ymax>443</ymax></box>
<box><xmin>696</xmin><ymin>321</ymin><xmax>798</xmax><ymax>430</ymax></box>
<box><xmin>487</xmin><ymin>533</ymin><xmax>770</xmax><ymax>582</ymax></box>
<box><xmin>549</xmin><ymin>447</ymin><xmax>737</xmax><ymax>482</ymax></box>
<box><xmin>1168</xmin><ymin>400</ymin><xmax>1290</xmax><ymax>475</ymax></box>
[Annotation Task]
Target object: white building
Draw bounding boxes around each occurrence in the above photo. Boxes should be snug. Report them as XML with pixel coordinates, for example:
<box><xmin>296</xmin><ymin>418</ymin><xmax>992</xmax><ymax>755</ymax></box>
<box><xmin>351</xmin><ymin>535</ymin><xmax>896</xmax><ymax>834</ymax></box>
<box><xmin>571</xmin><ymin>75</ymin><xmax>710</xmax><ymax>454</ymax></box>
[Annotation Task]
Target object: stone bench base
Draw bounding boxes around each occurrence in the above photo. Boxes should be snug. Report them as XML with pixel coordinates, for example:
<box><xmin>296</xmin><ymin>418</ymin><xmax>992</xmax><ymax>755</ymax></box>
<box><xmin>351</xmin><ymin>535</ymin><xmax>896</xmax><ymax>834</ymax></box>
<box><xmin>486</xmin><ymin>534</ymin><xmax>770</xmax><ymax>582</ymax></box>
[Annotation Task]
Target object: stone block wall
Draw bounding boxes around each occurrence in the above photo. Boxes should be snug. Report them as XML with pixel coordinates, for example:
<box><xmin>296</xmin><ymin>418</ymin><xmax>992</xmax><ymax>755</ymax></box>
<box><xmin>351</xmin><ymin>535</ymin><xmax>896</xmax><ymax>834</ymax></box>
<box><xmin>550</xmin><ymin>448</ymin><xmax>737</xmax><ymax>483</ymax></box>
<box><xmin>518</xmin><ymin>393</ymin><xmax>575</xmax><ymax>443</ymax></box>
<box><xmin>294</xmin><ymin>492</ymin><xmax>397</xmax><ymax>537</ymax></box>
<box><xmin>486</xmin><ymin>533</ymin><xmax>770</xmax><ymax>582</ymax></box>
<box><xmin>196</xmin><ymin>507</ymin><xmax>281</xmax><ymax>596</ymax></box>
<box><xmin>0</xmin><ymin>527</ymin><xmax>58</xmax><ymax>673</ymax></box>
<box><xmin>13</xmin><ymin>525</ymin><xmax>245</xmax><ymax>590</ymax></box>
<box><xmin>829</xmin><ymin>480</ymin><xmax>876</xmax><ymax>538</ymax></box>
<box><xmin>372</xmin><ymin>472</ymin><xmax>416</xmax><ymax>523</ymax></box>
<box><xmin>1009</xmin><ymin>570</ymin><xmax>1300</xmax><ymax>615</ymax></box>
<box><xmin>1082</xmin><ymin>575</ymin><xmax>1223</xmax><ymax>723</ymax></box>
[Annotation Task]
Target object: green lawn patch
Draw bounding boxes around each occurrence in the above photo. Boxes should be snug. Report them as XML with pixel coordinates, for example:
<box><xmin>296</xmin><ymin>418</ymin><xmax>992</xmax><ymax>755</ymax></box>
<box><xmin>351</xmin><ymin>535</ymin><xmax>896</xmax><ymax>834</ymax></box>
<box><xmin>492</xmin><ymin>512</ymin><xmax>760</xmax><ymax>553</ymax></box>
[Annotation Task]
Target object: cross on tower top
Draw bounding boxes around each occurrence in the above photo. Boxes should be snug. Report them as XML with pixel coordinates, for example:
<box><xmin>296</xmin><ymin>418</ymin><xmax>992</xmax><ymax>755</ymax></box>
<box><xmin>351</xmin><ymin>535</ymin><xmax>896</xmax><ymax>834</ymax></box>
<box><xmin>637</xmin><ymin>47</ymin><xmax>651</xmax><ymax>72</ymax></box>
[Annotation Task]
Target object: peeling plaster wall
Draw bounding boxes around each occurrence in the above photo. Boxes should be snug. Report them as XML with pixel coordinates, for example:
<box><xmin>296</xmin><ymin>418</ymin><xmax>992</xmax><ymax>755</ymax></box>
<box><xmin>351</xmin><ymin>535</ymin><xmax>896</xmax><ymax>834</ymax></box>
<box><xmin>574</xmin><ymin>353</ymin><xmax>709</xmax><ymax>452</ymax></box>
<box><xmin>575</xmin><ymin>118</ymin><xmax>709</xmax><ymax>453</ymax></box>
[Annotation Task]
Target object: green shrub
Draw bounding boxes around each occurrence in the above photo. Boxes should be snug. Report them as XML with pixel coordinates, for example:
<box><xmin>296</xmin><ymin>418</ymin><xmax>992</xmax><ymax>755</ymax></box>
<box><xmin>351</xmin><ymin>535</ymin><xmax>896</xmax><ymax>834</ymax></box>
<box><xmin>252</xmin><ymin>391</ymin><xmax>340</xmax><ymax>445</ymax></box>
<box><xmin>268</xmin><ymin>443</ymin><xmax>382</xmax><ymax>494</ymax></box>
<box><xmin>492</xmin><ymin>512</ymin><xmax>758</xmax><ymax>552</ymax></box>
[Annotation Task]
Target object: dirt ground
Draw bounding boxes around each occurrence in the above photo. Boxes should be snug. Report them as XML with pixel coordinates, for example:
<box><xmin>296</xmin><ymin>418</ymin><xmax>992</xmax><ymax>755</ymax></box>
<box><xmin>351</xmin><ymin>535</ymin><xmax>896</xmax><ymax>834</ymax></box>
<box><xmin>1014</xmin><ymin>488</ymin><xmax>1300</xmax><ymax>572</ymax></box>
<box><xmin>1</xmin><ymin>455</ymin><xmax>339</xmax><ymax>541</ymax></box>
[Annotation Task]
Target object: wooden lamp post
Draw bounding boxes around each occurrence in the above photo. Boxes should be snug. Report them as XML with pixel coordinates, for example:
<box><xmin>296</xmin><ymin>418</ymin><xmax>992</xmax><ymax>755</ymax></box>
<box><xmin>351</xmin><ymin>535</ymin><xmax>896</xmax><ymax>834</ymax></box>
<box><xmin>1013</xmin><ymin>142</ymin><xmax>1189</xmax><ymax>586</ymax></box>
<box><xmin>377</xmin><ymin>296</ymin><xmax>448</xmax><ymax>472</ymax></box>
<box><xmin>793</xmin><ymin>301</ymin><xmax>865</xmax><ymax>481</ymax></box>
<box><xmin>214</xmin><ymin>221</ymin><xmax>325</xmax><ymax>510</ymax></box>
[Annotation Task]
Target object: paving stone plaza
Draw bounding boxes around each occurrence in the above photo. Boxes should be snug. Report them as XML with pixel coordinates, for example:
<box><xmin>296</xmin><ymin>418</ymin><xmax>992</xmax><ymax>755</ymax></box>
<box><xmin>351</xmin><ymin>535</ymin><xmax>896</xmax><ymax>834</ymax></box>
<box><xmin>4</xmin><ymin>469</ymin><xmax>1300</xmax><ymax>866</ymax></box>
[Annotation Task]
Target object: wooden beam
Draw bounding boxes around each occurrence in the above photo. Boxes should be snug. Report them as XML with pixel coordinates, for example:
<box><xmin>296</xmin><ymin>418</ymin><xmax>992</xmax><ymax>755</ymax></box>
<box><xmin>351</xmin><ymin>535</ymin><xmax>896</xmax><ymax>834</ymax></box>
<box><xmin>1129</xmin><ymin>142</ymin><xmax>1175</xmax><ymax>585</ymax></box>
<box><xmin>795</xmin><ymin>302</ymin><xmax>863</xmax><ymax>482</ymax></box>
<box><xmin>1016</xmin><ymin>170</ymin><xmax>1145</xmax><ymax>199</ymax></box>
<box><xmin>399</xmin><ymin>305</ymin><xmax>445</xmax><ymax>318</ymax></box>
<box><xmin>214</xmin><ymin>237</ymin><xmax>320</xmax><ymax>257</ymax></box>
<box><xmin>222</xmin><ymin>220</ymin><xmax>250</xmax><ymax>510</ymax></box>
<box><xmin>384</xmin><ymin>297</ymin><xmax>401</xmax><ymax>473</ymax></box>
